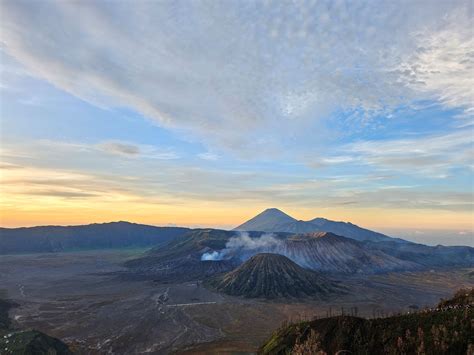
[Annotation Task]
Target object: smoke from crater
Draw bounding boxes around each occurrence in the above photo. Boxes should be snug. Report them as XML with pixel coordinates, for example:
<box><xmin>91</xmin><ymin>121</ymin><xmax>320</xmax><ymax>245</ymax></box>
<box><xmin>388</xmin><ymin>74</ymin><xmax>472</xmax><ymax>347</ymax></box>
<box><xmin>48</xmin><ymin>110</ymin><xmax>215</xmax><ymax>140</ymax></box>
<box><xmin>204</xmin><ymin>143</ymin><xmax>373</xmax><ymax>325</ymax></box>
<box><xmin>200</xmin><ymin>232</ymin><xmax>283</xmax><ymax>261</ymax></box>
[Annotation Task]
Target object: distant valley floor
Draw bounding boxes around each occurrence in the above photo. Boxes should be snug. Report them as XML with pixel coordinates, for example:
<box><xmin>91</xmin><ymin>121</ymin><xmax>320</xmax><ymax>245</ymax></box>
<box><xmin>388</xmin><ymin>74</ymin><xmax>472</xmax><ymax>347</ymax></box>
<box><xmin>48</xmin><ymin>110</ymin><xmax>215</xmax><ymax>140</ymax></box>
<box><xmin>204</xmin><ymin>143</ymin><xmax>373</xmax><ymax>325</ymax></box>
<box><xmin>0</xmin><ymin>250</ymin><xmax>472</xmax><ymax>354</ymax></box>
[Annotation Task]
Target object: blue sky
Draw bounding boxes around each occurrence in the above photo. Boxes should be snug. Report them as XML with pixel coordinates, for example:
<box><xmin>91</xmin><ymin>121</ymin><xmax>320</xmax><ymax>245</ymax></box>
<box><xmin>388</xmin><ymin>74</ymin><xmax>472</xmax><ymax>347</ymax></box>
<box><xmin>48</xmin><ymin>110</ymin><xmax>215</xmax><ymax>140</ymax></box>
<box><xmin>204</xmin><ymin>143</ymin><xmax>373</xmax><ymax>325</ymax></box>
<box><xmin>0</xmin><ymin>0</ymin><xmax>473</xmax><ymax>246</ymax></box>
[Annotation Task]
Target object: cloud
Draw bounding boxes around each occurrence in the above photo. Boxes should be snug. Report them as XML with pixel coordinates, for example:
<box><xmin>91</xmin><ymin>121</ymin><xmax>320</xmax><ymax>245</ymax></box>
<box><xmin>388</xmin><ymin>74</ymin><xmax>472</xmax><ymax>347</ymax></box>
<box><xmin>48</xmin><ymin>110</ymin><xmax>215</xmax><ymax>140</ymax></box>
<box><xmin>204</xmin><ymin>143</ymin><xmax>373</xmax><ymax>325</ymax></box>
<box><xmin>0</xmin><ymin>165</ymin><xmax>108</xmax><ymax>202</ymax></box>
<box><xmin>198</xmin><ymin>152</ymin><xmax>219</xmax><ymax>161</ymax></box>
<box><xmin>0</xmin><ymin>163</ymin><xmax>23</xmax><ymax>170</ymax></box>
<box><xmin>0</xmin><ymin>0</ymin><xmax>472</xmax><ymax>155</ymax></box>
<box><xmin>98</xmin><ymin>141</ymin><xmax>140</xmax><ymax>157</ymax></box>
<box><xmin>24</xmin><ymin>190</ymin><xmax>98</xmax><ymax>198</ymax></box>
<box><xmin>2</xmin><ymin>137</ymin><xmax>471</xmax><ymax>213</ymax></box>
<box><xmin>0</xmin><ymin>139</ymin><xmax>178</xmax><ymax>161</ymax></box>
<box><xmin>380</xmin><ymin>228</ymin><xmax>474</xmax><ymax>247</ymax></box>
<box><xmin>397</xmin><ymin>8</ymin><xmax>474</xmax><ymax>121</ymax></box>
<box><xmin>331</xmin><ymin>188</ymin><xmax>473</xmax><ymax>211</ymax></box>
<box><xmin>97</xmin><ymin>140</ymin><xmax>178</xmax><ymax>159</ymax></box>
<box><xmin>318</xmin><ymin>130</ymin><xmax>473</xmax><ymax>177</ymax></box>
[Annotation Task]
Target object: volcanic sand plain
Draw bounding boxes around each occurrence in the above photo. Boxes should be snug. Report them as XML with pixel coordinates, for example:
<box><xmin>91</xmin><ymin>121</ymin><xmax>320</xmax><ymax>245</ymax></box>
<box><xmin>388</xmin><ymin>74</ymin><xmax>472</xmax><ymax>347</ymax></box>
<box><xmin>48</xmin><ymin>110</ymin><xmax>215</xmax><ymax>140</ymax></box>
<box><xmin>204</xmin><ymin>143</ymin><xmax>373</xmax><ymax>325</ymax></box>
<box><xmin>0</xmin><ymin>249</ymin><xmax>472</xmax><ymax>354</ymax></box>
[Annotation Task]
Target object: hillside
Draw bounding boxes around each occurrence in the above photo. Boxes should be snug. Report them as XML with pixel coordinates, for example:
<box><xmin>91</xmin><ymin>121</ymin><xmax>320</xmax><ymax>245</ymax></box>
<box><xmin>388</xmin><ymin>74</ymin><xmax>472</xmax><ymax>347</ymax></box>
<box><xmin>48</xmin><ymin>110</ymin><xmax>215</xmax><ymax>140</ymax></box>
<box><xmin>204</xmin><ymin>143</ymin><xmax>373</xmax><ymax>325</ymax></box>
<box><xmin>235</xmin><ymin>208</ymin><xmax>393</xmax><ymax>242</ymax></box>
<box><xmin>0</xmin><ymin>221</ymin><xmax>190</xmax><ymax>254</ymax></box>
<box><xmin>363</xmin><ymin>240</ymin><xmax>474</xmax><ymax>268</ymax></box>
<box><xmin>438</xmin><ymin>288</ymin><xmax>474</xmax><ymax>308</ymax></box>
<box><xmin>0</xmin><ymin>299</ymin><xmax>72</xmax><ymax>354</ymax></box>
<box><xmin>206</xmin><ymin>253</ymin><xmax>343</xmax><ymax>299</ymax></box>
<box><xmin>259</xmin><ymin>288</ymin><xmax>474</xmax><ymax>354</ymax></box>
<box><xmin>125</xmin><ymin>229</ymin><xmax>244</xmax><ymax>281</ymax></box>
<box><xmin>270</xmin><ymin>232</ymin><xmax>418</xmax><ymax>273</ymax></box>
<box><xmin>0</xmin><ymin>299</ymin><xmax>16</xmax><ymax>330</ymax></box>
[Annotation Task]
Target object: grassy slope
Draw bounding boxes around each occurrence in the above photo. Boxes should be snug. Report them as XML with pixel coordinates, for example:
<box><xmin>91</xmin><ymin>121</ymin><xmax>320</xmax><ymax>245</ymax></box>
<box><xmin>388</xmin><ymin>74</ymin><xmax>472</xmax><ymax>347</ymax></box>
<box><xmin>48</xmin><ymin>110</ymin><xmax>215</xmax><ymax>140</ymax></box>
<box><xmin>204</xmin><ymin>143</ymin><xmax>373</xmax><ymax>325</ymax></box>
<box><xmin>260</xmin><ymin>289</ymin><xmax>474</xmax><ymax>355</ymax></box>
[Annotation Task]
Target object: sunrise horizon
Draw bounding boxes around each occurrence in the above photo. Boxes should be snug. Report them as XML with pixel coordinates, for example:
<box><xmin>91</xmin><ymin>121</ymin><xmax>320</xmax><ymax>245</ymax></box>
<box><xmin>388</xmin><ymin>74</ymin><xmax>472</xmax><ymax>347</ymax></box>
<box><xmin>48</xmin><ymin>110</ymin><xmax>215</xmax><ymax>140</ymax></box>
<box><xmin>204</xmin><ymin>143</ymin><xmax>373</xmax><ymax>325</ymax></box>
<box><xmin>2</xmin><ymin>206</ymin><xmax>472</xmax><ymax>246</ymax></box>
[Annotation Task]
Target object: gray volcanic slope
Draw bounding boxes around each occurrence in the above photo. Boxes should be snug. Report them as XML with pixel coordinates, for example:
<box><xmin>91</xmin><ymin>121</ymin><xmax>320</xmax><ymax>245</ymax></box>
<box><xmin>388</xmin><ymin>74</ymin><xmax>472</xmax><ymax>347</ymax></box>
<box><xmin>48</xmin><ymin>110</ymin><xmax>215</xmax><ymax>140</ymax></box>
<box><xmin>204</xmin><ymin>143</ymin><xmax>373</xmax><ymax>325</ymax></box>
<box><xmin>206</xmin><ymin>253</ymin><xmax>343</xmax><ymax>299</ymax></box>
<box><xmin>124</xmin><ymin>229</ymin><xmax>288</xmax><ymax>281</ymax></box>
<box><xmin>234</xmin><ymin>208</ymin><xmax>393</xmax><ymax>242</ymax></box>
<box><xmin>267</xmin><ymin>232</ymin><xmax>419</xmax><ymax>273</ymax></box>
<box><xmin>124</xmin><ymin>229</ymin><xmax>238</xmax><ymax>281</ymax></box>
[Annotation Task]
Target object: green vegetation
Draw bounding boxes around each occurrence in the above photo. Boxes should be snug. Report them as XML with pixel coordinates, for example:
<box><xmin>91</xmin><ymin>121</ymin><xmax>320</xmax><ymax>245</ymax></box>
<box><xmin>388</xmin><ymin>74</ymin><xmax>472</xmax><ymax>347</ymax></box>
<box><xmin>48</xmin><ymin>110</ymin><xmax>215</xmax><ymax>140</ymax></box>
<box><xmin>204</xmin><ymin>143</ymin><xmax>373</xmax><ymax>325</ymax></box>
<box><xmin>0</xmin><ymin>330</ymin><xmax>72</xmax><ymax>355</ymax></box>
<box><xmin>0</xmin><ymin>298</ymin><xmax>72</xmax><ymax>354</ymax></box>
<box><xmin>438</xmin><ymin>288</ymin><xmax>474</xmax><ymax>308</ymax></box>
<box><xmin>260</xmin><ymin>288</ymin><xmax>474</xmax><ymax>354</ymax></box>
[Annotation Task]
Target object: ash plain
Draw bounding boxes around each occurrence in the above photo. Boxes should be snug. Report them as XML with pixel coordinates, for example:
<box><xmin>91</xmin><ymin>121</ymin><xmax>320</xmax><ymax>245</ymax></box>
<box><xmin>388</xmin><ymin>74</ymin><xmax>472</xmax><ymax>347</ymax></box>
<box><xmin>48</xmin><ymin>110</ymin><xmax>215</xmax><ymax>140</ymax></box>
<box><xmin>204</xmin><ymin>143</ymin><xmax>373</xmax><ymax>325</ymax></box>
<box><xmin>0</xmin><ymin>249</ymin><xmax>472</xmax><ymax>354</ymax></box>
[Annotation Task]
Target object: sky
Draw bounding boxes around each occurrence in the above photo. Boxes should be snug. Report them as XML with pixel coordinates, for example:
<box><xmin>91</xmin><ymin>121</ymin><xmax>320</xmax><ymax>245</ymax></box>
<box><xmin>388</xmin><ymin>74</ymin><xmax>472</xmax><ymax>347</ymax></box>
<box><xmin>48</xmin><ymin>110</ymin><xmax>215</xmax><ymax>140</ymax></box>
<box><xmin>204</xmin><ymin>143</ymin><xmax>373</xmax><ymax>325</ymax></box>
<box><xmin>0</xmin><ymin>0</ymin><xmax>473</xmax><ymax>246</ymax></box>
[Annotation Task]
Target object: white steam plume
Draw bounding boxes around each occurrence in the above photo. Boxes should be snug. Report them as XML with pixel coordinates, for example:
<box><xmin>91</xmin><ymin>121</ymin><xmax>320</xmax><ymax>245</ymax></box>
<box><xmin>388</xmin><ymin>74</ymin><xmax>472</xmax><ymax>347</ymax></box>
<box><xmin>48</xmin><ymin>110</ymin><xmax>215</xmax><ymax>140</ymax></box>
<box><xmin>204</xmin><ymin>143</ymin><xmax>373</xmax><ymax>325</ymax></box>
<box><xmin>201</xmin><ymin>251</ymin><xmax>220</xmax><ymax>261</ymax></box>
<box><xmin>200</xmin><ymin>232</ymin><xmax>283</xmax><ymax>261</ymax></box>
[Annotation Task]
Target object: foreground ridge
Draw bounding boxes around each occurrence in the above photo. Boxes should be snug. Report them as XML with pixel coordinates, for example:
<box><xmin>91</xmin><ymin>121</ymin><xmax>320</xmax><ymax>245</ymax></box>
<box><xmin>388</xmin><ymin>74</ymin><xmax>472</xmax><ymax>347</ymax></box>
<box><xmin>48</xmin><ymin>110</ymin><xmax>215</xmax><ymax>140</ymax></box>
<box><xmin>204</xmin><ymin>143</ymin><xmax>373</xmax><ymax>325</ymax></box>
<box><xmin>259</xmin><ymin>288</ymin><xmax>474</xmax><ymax>354</ymax></box>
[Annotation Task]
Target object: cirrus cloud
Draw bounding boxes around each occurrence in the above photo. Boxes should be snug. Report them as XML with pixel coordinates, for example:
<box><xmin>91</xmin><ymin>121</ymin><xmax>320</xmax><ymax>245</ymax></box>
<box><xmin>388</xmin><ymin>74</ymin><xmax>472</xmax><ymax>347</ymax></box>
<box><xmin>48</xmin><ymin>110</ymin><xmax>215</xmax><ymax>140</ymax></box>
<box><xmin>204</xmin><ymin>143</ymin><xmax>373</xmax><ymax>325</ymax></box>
<box><xmin>0</xmin><ymin>0</ymin><xmax>472</xmax><ymax>156</ymax></box>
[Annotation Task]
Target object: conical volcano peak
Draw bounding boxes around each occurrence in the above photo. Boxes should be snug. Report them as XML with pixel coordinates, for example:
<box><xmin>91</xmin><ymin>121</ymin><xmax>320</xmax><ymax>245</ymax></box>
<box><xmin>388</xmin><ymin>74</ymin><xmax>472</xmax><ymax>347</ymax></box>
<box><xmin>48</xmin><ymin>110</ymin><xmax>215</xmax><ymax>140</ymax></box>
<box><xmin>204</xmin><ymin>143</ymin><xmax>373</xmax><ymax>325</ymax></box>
<box><xmin>206</xmin><ymin>253</ymin><xmax>343</xmax><ymax>299</ymax></box>
<box><xmin>260</xmin><ymin>208</ymin><xmax>293</xmax><ymax>217</ymax></box>
<box><xmin>245</xmin><ymin>252</ymin><xmax>291</xmax><ymax>264</ymax></box>
<box><xmin>234</xmin><ymin>208</ymin><xmax>296</xmax><ymax>232</ymax></box>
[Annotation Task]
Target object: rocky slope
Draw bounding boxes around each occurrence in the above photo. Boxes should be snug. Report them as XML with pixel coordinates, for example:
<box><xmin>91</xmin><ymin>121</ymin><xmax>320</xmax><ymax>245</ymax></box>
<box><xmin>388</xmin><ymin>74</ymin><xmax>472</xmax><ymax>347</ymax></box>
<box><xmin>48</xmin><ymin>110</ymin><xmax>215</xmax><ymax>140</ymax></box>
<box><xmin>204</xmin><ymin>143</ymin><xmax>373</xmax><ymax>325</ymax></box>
<box><xmin>274</xmin><ymin>232</ymin><xmax>419</xmax><ymax>273</ymax></box>
<box><xmin>206</xmin><ymin>253</ymin><xmax>343</xmax><ymax>299</ymax></box>
<box><xmin>124</xmin><ymin>229</ymin><xmax>246</xmax><ymax>281</ymax></box>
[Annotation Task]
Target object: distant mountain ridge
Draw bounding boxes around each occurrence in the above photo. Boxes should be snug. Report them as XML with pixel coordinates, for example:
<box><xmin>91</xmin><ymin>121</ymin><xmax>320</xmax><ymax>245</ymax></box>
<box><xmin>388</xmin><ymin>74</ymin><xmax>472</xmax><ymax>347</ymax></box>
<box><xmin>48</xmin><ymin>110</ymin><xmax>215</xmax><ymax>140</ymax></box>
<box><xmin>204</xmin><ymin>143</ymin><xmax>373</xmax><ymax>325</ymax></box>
<box><xmin>362</xmin><ymin>239</ymin><xmax>474</xmax><ymax>268</ymax></box>
<box><xmin>234</xmin><ymin>208</ymin><xmax>395</xmax><ymax>242</ymax></box>
<box><xmin>0</xmin><ymin>221</ymin><xmax>190</xmax><ymax>254</ymax></box>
